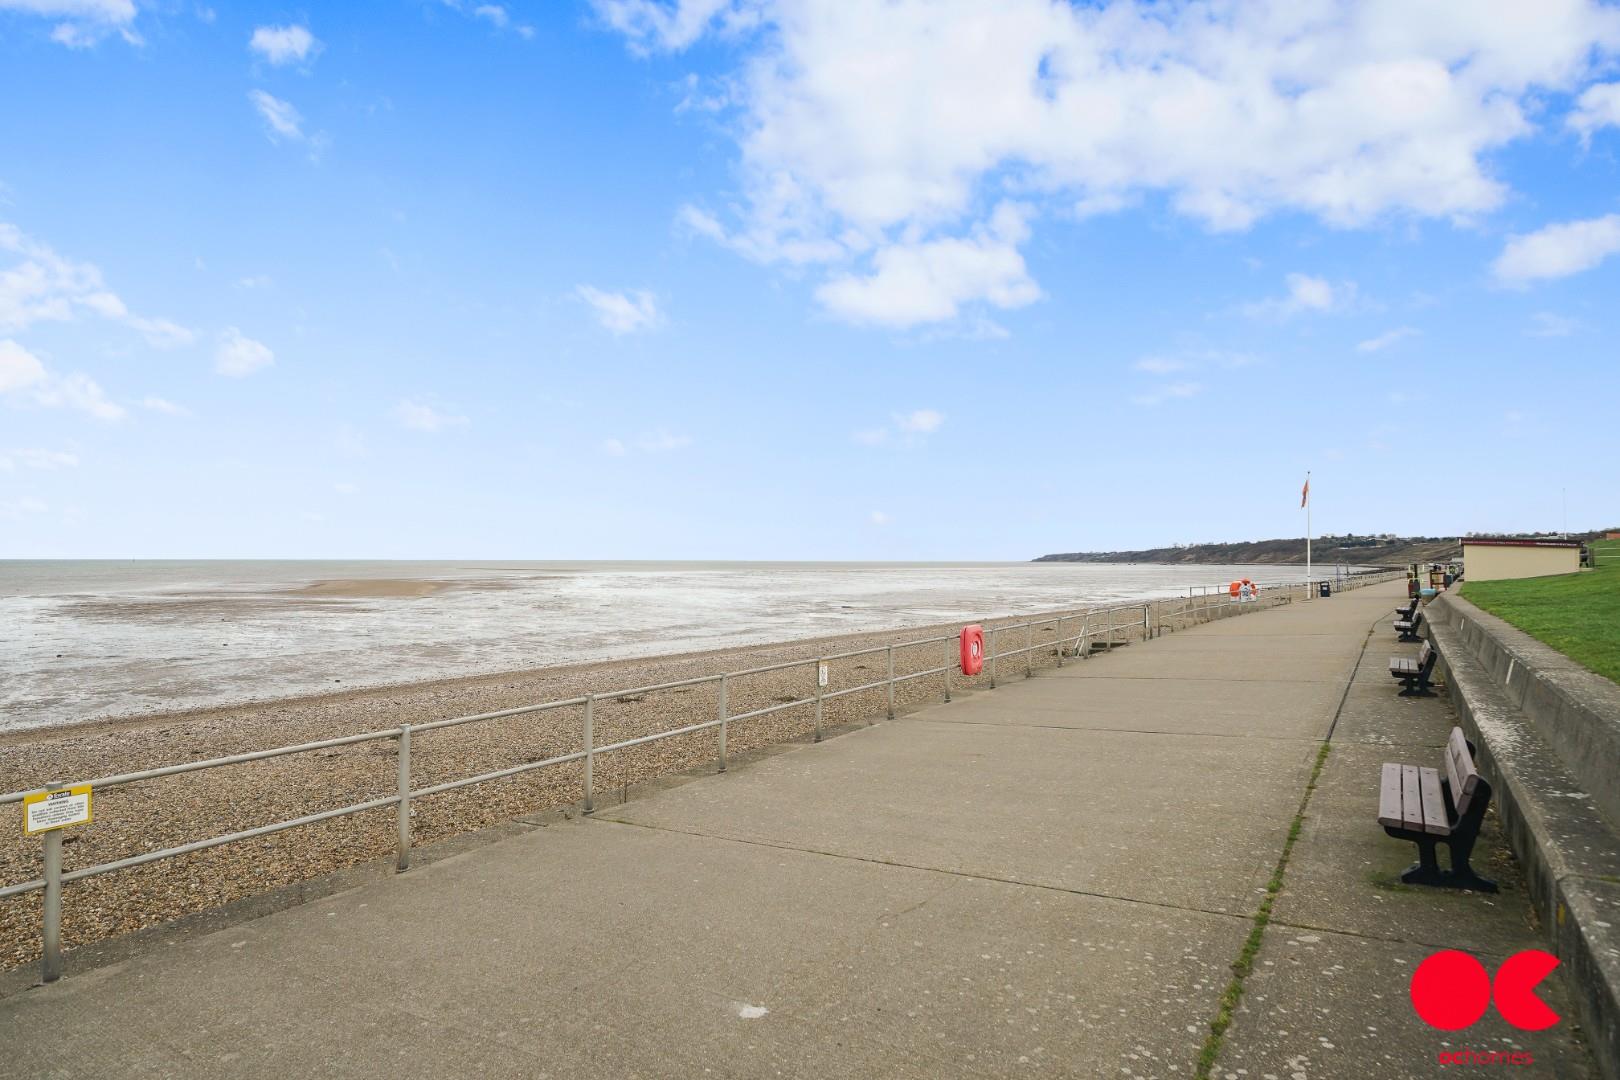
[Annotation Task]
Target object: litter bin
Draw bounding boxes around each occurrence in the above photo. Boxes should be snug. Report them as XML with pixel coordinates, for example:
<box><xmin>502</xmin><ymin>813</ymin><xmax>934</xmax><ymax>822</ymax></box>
<box><xmin>1408</xmin><ymin>577</ymin><xmax>1419</xmax><ymax>598</ymax></box>
<box><xmin>1318</xmin><ymin>581</ymin><xmax>1331</xmax><ymax>598</ymax></box>
<box><xmin>1442</xmin><ymin>573</ymin><xmax>1455</xmax><ymax>588</ymax></box>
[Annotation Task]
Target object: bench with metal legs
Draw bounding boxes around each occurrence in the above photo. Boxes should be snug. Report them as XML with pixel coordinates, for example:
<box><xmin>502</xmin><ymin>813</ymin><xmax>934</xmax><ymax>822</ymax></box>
<box><xmin>1389</xmin><ymin>640</ymin><xmax>1439</xmax><ymax>695</ymax></box>
<box><xmin>1376</xmin><ymin>727</ymin><xmax>1497</xmax><ymax>892</ymax></box>
<box><xmin>1393</xmin><ymin>608</ymin><xmax>1424</xmax><ymax>642</ymax></box>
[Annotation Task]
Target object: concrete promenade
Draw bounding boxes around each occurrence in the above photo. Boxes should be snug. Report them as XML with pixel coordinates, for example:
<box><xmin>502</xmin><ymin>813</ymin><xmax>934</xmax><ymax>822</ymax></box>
<box><xmin>0</xmin><ymin>582</ymin><xmax>1596</xmax><ymax>1078</ymax></box>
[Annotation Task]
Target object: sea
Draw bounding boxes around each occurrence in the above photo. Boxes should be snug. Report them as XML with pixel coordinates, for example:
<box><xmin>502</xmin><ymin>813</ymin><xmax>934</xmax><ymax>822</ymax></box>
<box><xmin>0</xmin><ymin>560</ymin><xmax>1342</xmax><ymax>733</ymax></box>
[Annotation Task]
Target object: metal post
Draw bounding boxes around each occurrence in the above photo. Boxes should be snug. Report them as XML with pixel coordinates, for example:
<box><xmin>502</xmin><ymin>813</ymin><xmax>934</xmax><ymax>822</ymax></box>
<box><xmin>1143</xmin><ymin>604</ymin><xmax>1149</xmax><ymax>642</ymax></box>
<box><xmin>942</xmin><ymin>637</ymin><xmax>952</xmax><ymax>702</ymax></box>
<box><xmin>396</xmin><ymin>725</ymin><xmax>412</xmax><ymax>872</ymax></box>
<box><xmin>1080</xmin><ymin>611</ymin><xmax>1090</xmax><ymax>659</ymax></box>
<box><xmin>1056</xmin><ymin>615</ymin><xmax>1065</xmax><ymax>667</ymax></box>
<box><xmin>885</xmin><ymin>645</ymin><xmax>895</xmax><ymax>720</ymax></box>
<box><xmin>582</xmin><ymin>695</ymin><xmax>595</xmax><ymax>814</ymax></box>
<box><xmin>717</xmin><ymin>675</ymin><xmax>728</xmax><ymax>773</ymax></box>
<box><xmin>814</xmin><ymin>660</ymin><xmax>825</xmax><ymax>742</ymax></box>
<box><xmin>1025</xmin><ymin>622</ymin><xmax>1034</xmax><ymax>678</ymax></box>
<box><xmin>989</xmin><ymin>627</ymin><xmax>998</xmax><ymax>688</ymax></box>
<box><xmin>41</xmin><ymin>781</ymin><xmax>63</xmax><ymax>984</ymax></box>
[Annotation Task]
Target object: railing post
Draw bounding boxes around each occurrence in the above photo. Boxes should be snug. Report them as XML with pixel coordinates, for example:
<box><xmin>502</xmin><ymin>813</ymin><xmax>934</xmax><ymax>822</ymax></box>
<box><xmin>814</xmin><ymin>660</ymin><xmax>825</xmax><ymax>742</ymax></box>
<box><xmin>942</xmin><ymin>637</ymin><xmax>952</xmax><ymax>702</ymax></box>
<box><xmin>1056</xmin><ymin>615</ymin><xmax>1065</xmax><ymax>667</ymax></box>
<box><xmin>886</xmin><ymin>645</ymin><xmax>895</xmax><ymax>720</ymax></box>
<box><xmin>1143</xmin><ymin>603</ymin><xmax>1149</xmax><ymax>641</ymax></box>
<box><xmin>40</xmin><ymin>781</ymin><xmax>63</xmax><ymax>984</ymax></box>
<box><xmin>582</xmin><ymin>695</ymin><xmax>595</xmax><ymax>814</ymax></box>
<box><xmin>989</xmin><ymin>627</ymin><xmax>998</xmax><ymax>688</ymax></box>
<box><xmin>1025</xmin><ymin>622</ymin><xmax>1034</xmax><ymax>677</ymax></box>
<box><xmin>717</xmin><ymin>675</ymin><xmax>728</xmax><ymax>773</ymax></box>
<box><xmin>1080</xmin><ymin>611</ymin><xmax>1090</xmax><ymax>659</ymax></box>
<box><xmin>396</xmin><ymin>725</ymin><xmax>412</xmax><ymax>872</ymax></box>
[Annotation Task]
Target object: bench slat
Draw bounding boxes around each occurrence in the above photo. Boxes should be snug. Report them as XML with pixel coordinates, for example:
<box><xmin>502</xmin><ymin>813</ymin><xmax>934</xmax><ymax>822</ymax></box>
<box><xmin>1378</xmin><ymin>763</ymin><xmax>1405</xmax><ymax>829</ymax></box>
<box><xmin>1447</xmin><ymin>728</ymin><xmax>1480</xmax><ymax>815</ymax></box>
<box><xmin>1401</xmin><ymin>765</ymin><xmax>1424</xmax><ymax>831</ymax></box>
<box><xmin>1419</xmin><ymin>766</ymin><xmax>1451</xmax><ymax>836</ymax></box>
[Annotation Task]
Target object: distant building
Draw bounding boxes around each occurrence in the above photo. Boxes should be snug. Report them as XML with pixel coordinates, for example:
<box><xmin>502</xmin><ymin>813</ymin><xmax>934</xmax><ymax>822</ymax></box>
<box><xmin>1461</xmin><ymin>538</ymin><xmax>1582</xmax><ymax>581</ymax></box>
<box><xmin>1607</xmin><ymin>530</ymin><xmax>1620</xmax><ymax>540</ymax></box>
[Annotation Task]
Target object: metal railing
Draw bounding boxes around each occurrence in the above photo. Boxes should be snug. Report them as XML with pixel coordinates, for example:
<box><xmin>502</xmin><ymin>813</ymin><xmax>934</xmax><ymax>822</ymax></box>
<box><xmin>1</xmin><ymin>567</ymin><xmax>1402</xmax><ymax>982</ymax></box>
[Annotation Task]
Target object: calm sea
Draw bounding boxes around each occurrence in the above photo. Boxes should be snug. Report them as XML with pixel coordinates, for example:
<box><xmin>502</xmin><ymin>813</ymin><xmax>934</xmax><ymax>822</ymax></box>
<box><xmin>0</xmin><ymin>560</ymin><xmax>1332</xmax><ymax>732</ymax></box>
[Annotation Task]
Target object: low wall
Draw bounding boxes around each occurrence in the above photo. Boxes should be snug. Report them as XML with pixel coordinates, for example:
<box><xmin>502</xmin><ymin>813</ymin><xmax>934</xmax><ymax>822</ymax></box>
<box><xmin>1424</xmin><ymin>591</ymin><xmax>1620</xmax><ymax>1079</ymax></box>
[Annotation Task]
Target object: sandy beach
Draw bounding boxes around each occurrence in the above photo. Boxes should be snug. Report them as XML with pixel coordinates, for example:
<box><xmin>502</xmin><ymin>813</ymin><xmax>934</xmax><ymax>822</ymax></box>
<box><xmin>0</xmin><ymin>593</ymin><xmax>1248</xmax><ymax>972</ymax></box>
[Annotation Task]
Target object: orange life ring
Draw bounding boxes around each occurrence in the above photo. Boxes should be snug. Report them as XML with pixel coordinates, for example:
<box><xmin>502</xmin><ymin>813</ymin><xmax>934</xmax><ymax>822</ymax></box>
<box><xmin>960</xmin><ymin>624</ymin><xmax>985</xmax><ymax>676</ymax></box>
<box><xmin>1229</xmin><ymin>581</ymin><xmax>1242</xmax><ymax>598</ymax></box>
<box><xmin>1243</xmin><ymin>578</ymin><xmax>1258</xmax><ymax>595</ymax></box>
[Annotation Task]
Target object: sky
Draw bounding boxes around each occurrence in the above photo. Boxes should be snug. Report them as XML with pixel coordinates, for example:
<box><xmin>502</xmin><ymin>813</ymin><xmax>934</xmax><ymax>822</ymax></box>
<box><xmin>1</xmin><ymin>0</ymin><xmax>1619</xmax><ymax>561</ymax></box>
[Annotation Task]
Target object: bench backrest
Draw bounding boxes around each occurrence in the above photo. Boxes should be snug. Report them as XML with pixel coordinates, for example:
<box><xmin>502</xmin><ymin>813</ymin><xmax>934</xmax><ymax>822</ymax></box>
<box><xmin>1445</xmin><ymin>727</ymin><xmax>1481</xmax><ymax>815</ymax></box>
<box><xmin>1417</xmin><ymin>641</ymin><xmax>1433</xmax><ymax>667</ymax></box>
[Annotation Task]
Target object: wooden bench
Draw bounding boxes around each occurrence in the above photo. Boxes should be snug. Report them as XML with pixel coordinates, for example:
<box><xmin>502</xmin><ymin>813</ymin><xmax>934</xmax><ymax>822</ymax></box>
<box><xmin>1394</xmin><ymin>597</ymin><xmax>1419</xmax><ymax>623</ymax></box>
<box><xmin>1389</xmin><ymin>640</ymin><xmax>1438</xmax><ymax>695</ymax></box>
<box><xmin>1377</xmin><ymin>727</ymin><xmax>1496</xmax><ymax>891</ymax></box>
<box><xmin>1393</xmin><ymin>607</ymin><xmax>1424</xmax><ymax>642</ymax></box>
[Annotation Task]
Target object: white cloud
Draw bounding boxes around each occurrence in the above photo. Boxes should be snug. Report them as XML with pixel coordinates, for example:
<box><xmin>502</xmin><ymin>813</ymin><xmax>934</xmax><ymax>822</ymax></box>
<box><xmin>141</xmin><ymin>395</ymin><xmax>190</xmax><ymax>416</ymax></box>
<box><xmin>1134</xmin><ymin>356</ymin><xmax>1189</xmax><ymax>374</ymax></box>
<box><xmin>0</xmin><ymin>447</ymin><xmax>77</xmax><ymax>471</ymax></box>
<box><xmin>214</xmin><ymin>328</ymin><xmax>274</xmax><ymax>377</ymax></box>
<box><xmin>1130</xmin><ymin>381</ymin><xmax>1204</xmax><ymax>407</ymax></box>
<box><xmin>0</xmin><ymin>0</ymin><xmax>139</xmax><ymax>47</ymax></box>
<box><xmin>868</xmin><ymin>510</ymin><xmax>891</xmax><ymax>526</ymax></box>
<box><xmin>249</xmin><ymin>24</ymin><xmax>319</xmax><ymax>66</ymax></box>
<box><xmin>396</xmin><ymin>399</ymin><xmax>467</xmax><ymax>432</ymax></box>
<box><xmin>333</xmin><ymin>482</ymin><xmax>359</xmax><ymax>495</ymax></box>
<box><xmin>0</xmin><ymin>338</ymin><xmax>46</xmax><ymax>392</ymax></box>
<box><xmin>0</xmin><ymin>497</ymin><xmax>49</xmax><ymax>520</ymax></box>
<box><xmin>636</xmin><ymin>429</ymin><xmax>692</xmax><ymax>452</ymax></box>
<box><xmin>576</xmin><ymin>286</ymin><xmax>662</xmax><ymax>335</ymax></box>
<box><xmin>1355</xmin><ymin>327</ymin><xmax>1420</xmax><ymax>352</ymax></box>
<box><xmin>473</xmin><ymin>5</ymin><xmax>508</xmax><ymax>27</ymax></box>
<box><xmin>237</xmin><ymin>274</ymin><xmax>273</xmax><ymax>290</ymax></box>
<box><xmin>602</xmin><ymin>0</ymin><xmax>1620</xmax><ymax>327</ymax></box>
<box><xmin>815</xmin><ymin>203</ymin><xmax>1040</xmax><ymax>328</ymax></box>
<box><xmin>1528</xmin><ymin>311</ymin><xmax>1579</xmax><ymax>337</ymax></box>
<box><xmin>1569</xmin><ymin>82</ymin><xmax>1620</xmax><ymax>141</ymax></box>
<box><xmin>1492</xmin><ymin>214</ymin><xmax>1620</xmax><ymax>284</ymax></box>
<box><xmin>1245</xmin><ymin>273</ymin><xmax>1356</xmax><ymax>318</ymax></box>
<box><xmin>593</xmin><ymin>0</ymin><xmax>748</xmax><ymax>52</ymax></box>
<box><xmin>249</xmin><ymin>90</ymin><xmax>305</xmax><ymax>142</ymax></box>
<box><xmin>603</xmin><ymin>430</ymin><xmax>692</xmax><ymax>455</ymax></box>
<box><xmin>0</xmin><ymin>338</ymin><xmax>126</xmax><ymax>420</ymax></box>
<box><xmin>0</xmin><ymin>223</ymin><xmax>193</xmax><ymax>344</ymax></box>
<box><xmin>32</xmin><ymin>371</ymin><xmax>125</xmax><ymax>420</ymax></box>
<box><xmin>894</xmin><ymin>408</ymin><xmax>944</xmax><ymax>434</ymax></box>
<box><xmin>850</xmin><ymin>427</ymin><xmax>888</xmax><ymax>446</ymax></box>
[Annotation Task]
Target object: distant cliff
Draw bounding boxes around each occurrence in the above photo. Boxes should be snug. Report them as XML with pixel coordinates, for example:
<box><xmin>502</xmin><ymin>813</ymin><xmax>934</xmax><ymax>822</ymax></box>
<box><xmin>1034</xmin><ymin>535</ymin><xmax>1461</xmax><ymax>566</ymax></box>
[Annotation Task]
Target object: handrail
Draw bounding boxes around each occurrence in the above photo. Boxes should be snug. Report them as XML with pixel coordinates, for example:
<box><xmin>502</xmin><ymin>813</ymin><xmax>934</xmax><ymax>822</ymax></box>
<box><xmin>2</xmin><ymin>566</ymin><xmax>1404</xmax><ymax>982</ymax></box>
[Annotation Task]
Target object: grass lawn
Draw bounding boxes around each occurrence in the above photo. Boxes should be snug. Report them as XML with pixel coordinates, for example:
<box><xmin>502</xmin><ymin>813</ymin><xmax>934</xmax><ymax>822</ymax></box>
<box><xmin>1459</xmin><ymin>540</ymin><xmax>1620</xmax><ymax>684</ymax></box>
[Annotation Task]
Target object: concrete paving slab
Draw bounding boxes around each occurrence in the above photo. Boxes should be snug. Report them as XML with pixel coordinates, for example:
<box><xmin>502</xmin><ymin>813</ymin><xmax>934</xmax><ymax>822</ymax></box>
<box><xmin>604</xmin><ymin>718</ymin><xmax>1318</xmax><ymax>916</ymax></box>
<box><xmin>927</xmin><ymin>675</ymin><xmax>1344</xmax><ymax>741</ymax></box>
<box><xmin>1052</xmin><ymin>651</ymin><xmax>1354</xmax><ymax>684</ymax></box>
<box><xmin>1222</xmin><ymin>927</ymin><xmax>1595</xmax><ymax>1079</ymax></box>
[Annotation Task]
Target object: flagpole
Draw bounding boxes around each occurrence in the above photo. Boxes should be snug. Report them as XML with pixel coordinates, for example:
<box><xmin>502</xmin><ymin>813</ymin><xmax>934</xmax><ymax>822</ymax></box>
<box><xmin>1306</xmin><ymin>470</ymin><xmax>1312</xmax><ymax>595</ymax></box>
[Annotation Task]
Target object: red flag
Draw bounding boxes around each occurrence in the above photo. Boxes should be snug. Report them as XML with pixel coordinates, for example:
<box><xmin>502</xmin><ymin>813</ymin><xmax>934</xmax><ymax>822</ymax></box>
<box><xmin>1301</xmin><ymin>477</ymin><xmax>1310</xmax><ymax>508</ymax></box>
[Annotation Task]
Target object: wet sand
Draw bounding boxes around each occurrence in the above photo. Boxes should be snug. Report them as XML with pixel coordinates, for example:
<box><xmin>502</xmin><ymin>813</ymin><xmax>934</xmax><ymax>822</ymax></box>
<box><xmin>0</xmin><ymin>595</ymin><xmax>1241</xmax><ymax>971</ymax></box>
<box><xmin>289</xmin><ymin>579</ymin><xmax>455</xmax><ymax>598</ymax></box>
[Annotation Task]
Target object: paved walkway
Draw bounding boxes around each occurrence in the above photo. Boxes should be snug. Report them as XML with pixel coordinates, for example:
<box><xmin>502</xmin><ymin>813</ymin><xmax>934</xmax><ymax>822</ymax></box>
<box><xmin>0</xmin><ymin>583</ymin><xmax>1595</xmax><ymax>1078</ymax></box>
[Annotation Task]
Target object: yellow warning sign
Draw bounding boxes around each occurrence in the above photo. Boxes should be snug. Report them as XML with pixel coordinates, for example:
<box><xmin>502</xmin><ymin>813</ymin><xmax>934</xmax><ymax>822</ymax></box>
<box><xmin>23</xmin><ymin>786</ymin><xmax>93</xmax><ymax>836</ymax></box>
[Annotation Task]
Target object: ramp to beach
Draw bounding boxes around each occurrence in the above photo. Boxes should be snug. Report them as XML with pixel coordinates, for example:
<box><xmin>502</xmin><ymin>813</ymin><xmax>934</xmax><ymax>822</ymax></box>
<box><xmin>0</xmin><ymin>581</ymin><xmax>1594</xmax><ymax>1078</ymax></box>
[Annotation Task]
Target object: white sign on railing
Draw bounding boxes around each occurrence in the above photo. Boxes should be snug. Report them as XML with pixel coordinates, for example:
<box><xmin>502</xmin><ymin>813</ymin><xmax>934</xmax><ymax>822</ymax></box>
<box><xmin>24</xmin><ymin>786</ymin><xmax>93</xmax><ymax>835</ymax></box>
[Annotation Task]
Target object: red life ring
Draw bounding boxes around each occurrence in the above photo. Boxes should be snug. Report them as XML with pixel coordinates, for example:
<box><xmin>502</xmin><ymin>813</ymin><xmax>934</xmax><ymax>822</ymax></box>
<box><xmin>1229</xmin><ymin>581</ymin><xmax>1242</xmax><ymax>598</ymax></box>
<box><xmin>960</xmin><ymin>624</ymin><xmax>985</xmax><ymax>676</ymax></box>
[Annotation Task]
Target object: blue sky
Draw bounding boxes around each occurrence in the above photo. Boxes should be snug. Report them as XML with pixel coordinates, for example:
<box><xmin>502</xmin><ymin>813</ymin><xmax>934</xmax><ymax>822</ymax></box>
<box><xmin>2</xmin><ymin>1</ymin><xmax>1619</xmax><ymax>560</ymax></box>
